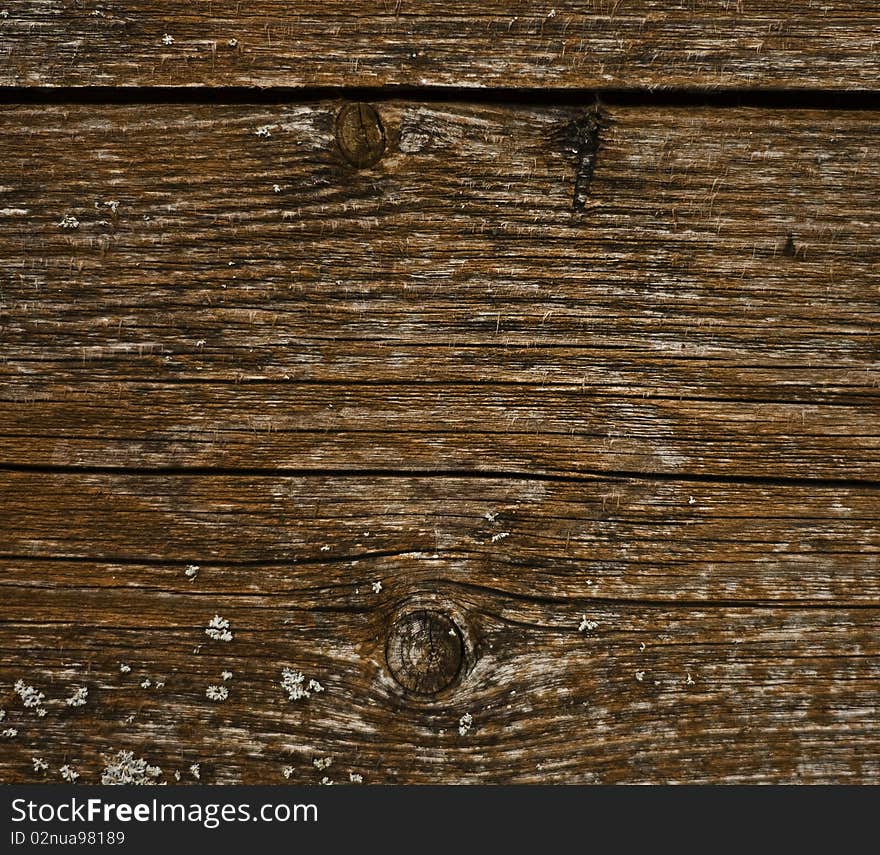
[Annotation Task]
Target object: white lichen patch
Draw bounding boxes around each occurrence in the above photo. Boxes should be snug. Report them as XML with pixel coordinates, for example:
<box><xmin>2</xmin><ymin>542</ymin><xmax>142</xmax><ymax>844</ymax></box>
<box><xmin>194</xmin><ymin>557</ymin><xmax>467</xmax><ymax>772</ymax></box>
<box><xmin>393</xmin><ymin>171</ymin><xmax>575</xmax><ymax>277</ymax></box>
<box><xmin>2</xmin><ymin>728</ymin><xmax>18</xmax><ymax>739</ymax></box>
<box><xmin>189</xmin><ymin>763</ymin><xmax>200</xmax><ymax>780</ymax></box>
<box><xmin>32</xmin><ymin>757</ymin><xmax>48</xmax><ymax>772</ymax></box>
<box><xmin>65</xmin><ymin>686</ymin><xmax>88</xmax><ymax>708</ymax></box>
<box><xmin>221</xmin><ymin>671</ymin><xmax>233</xmax><ymax>682</ymax></box>
<box><xmin>185</xmin><ymin>564</ymin><xmax>199</xmax><ymax>579</ymax></box>
<box><xmin>578</xmin><ymin>616</ymin><xmax>599</xmax><ymax>633</ymax></box>
<box><xmin>458</xmin><ymin>712</ymin><xmax>473</xmax><ymax>736</ymax></box>
<box><xmin>59</xmin><ymin>765</ymin><xmax>79</xmax><ymax>782</ymax></box>
<box><xmin>205</xmin><ymin>614</ymin><xmax>233</xmax><ymax>642</ymax></box>
<box><xmin>371</xmin><ymin>580</ymin><xmax>383</xmax><ymax>594</ymax></box>
<box><xmin>281</xmin><ymin>668</ymin><xmax>324</xmax><ymax>702</ymax></box>
<box><xmin>206</xmin><ymin>685</ymin><xmax>229</xmax><ymax>702</ymax></box>
<box><xmin>101</xmin><ymin>750</ymin><xmax>162</xmax><ymax>785</ymax></box>
<box><xmin>313</xmin><ymin>757</ymin><xmax>332</xmax><ymax>771</ymax></box>
<box><xmin>282</xmin><ymin>766</ymin><xmax>295</xmax><ymax>780</ymax></box>
<box><xmin>58</xmin><ymin>215</ymin><xmax>80</xmax><ymax>230</ymax></box>
<box><xmin>490</xmin><ymin>531</ymin><xmax>510</xmax><ymax>543</ymax></box>
<box><xmin>635</xmin><ymin>671</ymin><xmax>646</xmax><ymax>682</ymax></box>
<box><xmin>161</xmin><ymin>34</ymin><xmax>174</xmax><ymax>45</ymax></box>
<box><xmin>684</xmin><ymin>672</ymin><xmax>695</xmax><ymax>686</ymax></box>
<box><xmin>140</xmin><ymin>679</ymin><xmax>152</xmax><ymax>689</ymax></box>
<box><xmin>0</xmin><ymin>709</ymin><xmax>5</xmax><ymax>721</ymax></box>
<box><xmin>255</xmin><ymin>125</ymin><xmax>273</xmax><ymax>138</ymax></box>
<box><xmin>14</xmin><ymin>679</ymin><xmax>46</xmax><ymax>716</ymax></box>
<box><xmin>119</xmin><ymin>663</ymin><xmax>131</xmax><ymax>674</ymax></box>
<box><xmin>349</xmin><ymin>772</ymin><xmax>363</xmax><ymax>783</ymax></box>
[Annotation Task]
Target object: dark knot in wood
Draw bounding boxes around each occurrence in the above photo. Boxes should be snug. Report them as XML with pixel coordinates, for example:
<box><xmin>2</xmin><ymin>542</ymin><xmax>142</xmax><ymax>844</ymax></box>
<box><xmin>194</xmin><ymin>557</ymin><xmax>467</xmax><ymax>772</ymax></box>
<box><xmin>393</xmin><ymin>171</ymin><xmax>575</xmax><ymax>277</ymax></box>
<box><xmin>386</xmin><ymin>609</ymin><xmax>464</xmax><ymax>695</ymax></box>
<box><xmin>335</xmin><ymin>102</ymin><xmax>386</xmax><ymax>168</ymax></box>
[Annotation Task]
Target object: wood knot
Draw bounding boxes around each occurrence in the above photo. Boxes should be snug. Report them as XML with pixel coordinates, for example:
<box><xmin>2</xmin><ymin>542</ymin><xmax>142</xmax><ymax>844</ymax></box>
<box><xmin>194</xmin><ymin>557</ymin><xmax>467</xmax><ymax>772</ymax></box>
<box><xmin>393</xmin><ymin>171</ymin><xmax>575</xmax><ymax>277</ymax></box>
<box><xmin>335</xmin><ymin>102</ymin><xmax>386</xmax><ymax>168</ymax></box>
<box><xmin>386</xmin><ymin>609</ymin><xmax>464</xmax><ymax>695</ymax></box>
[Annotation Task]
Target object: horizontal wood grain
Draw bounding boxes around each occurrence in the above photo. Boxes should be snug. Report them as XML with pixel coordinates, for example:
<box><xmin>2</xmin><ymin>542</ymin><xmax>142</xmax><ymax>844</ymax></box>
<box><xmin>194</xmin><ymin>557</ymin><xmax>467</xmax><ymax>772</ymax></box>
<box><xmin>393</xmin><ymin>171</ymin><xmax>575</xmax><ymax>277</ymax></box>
<box><xmin>1</xmin><ymin>101</ymin><xmax>878</xmax><ymax>480</ymax></box>
<box><xmin>1</xmin><ymin>472</ymin><xmax>879</xmax><ymax>783</ymax></box>
<box><xmin>2</xmin><ymin>2</ymin><xmax>880</xmax><ymax>90</ymax></box>
<box><xmin>1</xmin><ymin>99</ymin><xmax>879</xmax><ymax>784</ymax></box>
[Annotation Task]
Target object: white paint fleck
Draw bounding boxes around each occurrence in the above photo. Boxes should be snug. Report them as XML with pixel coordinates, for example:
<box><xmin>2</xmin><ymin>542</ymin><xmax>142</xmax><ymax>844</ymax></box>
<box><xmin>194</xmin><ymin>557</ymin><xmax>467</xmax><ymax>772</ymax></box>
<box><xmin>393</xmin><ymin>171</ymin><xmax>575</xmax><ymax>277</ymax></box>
<box><xmin>32</xmin><ymin>757</ymin><xmax>48</xmax><ymax>772</ymax></box>
<box><xmin>185</xmin><ymin>564</ymin><xmax>199</xmax><ymax>579</ymax></box>
<box><xmin>58</xmin><ymin>215</ymin><xmax>80</xmax><ymax>230</ymax></box>
<box><xmin>371</xmin><ymin>580</ymin><xmax>383</xmax><ymax>594</ymax></box>
<box><xmin>1</xmin><ymin>728</ymin><xmax>18</xmax><ymax>739</ymax></box>
<box><xmin>119</xmin><ymin>663</ymin><xmax>131</xmax><ymax>673</ymax></box>
<box><xmin>635</xmin><ymin>671</ymin><xmax>646</xmax><ymax>682</ymax></box>
<box><xmin>221</xmin><ymin>671</ymin><xmax>233</xmax><ymax>682</ymax></box>
<box><xmin>313</xmin><ymin>757</ymin><xmax>332</xmax><ymax>771</ymax></box>
<box><xmin>458</xmin><ymin>712</ymin><xmax>473</xmax><ymax>736</ymax></box>
<box><xmin>161</xmin><ymin>34</ymin><xmax>174</xmax><ymax>45</ymax></box>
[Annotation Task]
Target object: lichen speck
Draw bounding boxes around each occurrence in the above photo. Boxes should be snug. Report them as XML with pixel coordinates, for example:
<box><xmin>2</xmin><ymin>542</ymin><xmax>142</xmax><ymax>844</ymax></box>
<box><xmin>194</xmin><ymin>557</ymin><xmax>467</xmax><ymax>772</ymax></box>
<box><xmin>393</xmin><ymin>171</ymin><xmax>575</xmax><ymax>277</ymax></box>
<box><xmin>578</xmin><ymin>616</ymin><xmax>599</xmax><ymax>633</ymax></box>
<box><xmin>101</xmin><ymin>750</ymin><xmax>162</xmax><ymax>785</ymax></box>
<box><xmin>458</xmin><ymin>712</ymin><xmax>473</xmax><ymax>736</ymax></box>
<box><xmin>65</xmin><ymin>686</ymin><xmax>88</xmax><ymax>708</ymax></box>
<box><xmin>206</xmin><ymin>685</ymin><xmax>229</xmax><ymax>702</ymax></box>
<box><xmin>280</xmin><ymin>668</ymin><xmax>324</xmax><ymax>701</ymax></box>
<box><xmin>205</xmin><ymin>614</ymin><xmax>234</xmax><ymax>642</ymax></box>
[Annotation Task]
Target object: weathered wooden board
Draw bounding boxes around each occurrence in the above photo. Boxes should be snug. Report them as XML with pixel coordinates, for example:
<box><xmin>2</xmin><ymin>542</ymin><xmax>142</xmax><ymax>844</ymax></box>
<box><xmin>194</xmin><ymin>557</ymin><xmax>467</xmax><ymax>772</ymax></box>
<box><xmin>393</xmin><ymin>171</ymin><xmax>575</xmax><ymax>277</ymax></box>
<box><xmin>1</xmin><ymin>102</ymin><xmax>878</xmax><ymax>480</ymax></box>
<box><xmin>2</xmin><ymin>1</ymin><xmax>880</xmax><ymax>90</ymax></box>
<box><xmin>1</xmin><ymin>98</ymin><xmax>879</xmax><ymax>783</ymax></box>
<box><xmin>1</xmin><ymin>473</ymin><xmax>879</xmax><ymax>783</ymax></box>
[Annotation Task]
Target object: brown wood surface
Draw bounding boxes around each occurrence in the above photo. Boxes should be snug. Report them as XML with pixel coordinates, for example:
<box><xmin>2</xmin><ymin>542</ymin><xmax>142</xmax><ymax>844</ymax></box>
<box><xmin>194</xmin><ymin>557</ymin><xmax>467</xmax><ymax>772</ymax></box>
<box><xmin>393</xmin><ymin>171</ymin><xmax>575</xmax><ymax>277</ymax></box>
<box><xmin>0</xmin><ymin>98</ymin><xmax>878</xmax><ymax>783</ymax></box>
<box><xmin>1</xmin><ymin>1</ymin><xmax>880</xmax><ymax>90</ymax></box>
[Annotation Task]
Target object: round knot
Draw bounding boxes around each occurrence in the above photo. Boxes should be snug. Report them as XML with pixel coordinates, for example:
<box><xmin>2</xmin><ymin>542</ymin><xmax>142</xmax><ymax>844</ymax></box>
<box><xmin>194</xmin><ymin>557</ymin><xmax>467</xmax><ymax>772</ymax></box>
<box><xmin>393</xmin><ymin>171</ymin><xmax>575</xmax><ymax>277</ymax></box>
<box><xmin>386</xmin><ymin>609</ymin><xmax>464</xmax><ymax>695</ymax></box>
<box><xmin>335</xmin><ymin>102</ymin><xmax>386</xmax><ymax>168</ymax></box>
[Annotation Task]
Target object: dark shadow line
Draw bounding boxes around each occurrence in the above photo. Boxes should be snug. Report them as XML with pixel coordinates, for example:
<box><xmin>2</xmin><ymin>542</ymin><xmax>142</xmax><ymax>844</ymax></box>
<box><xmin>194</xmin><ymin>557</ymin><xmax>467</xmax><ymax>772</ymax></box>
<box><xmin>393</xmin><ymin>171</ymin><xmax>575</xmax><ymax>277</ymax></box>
<box><xmin>2</xmin><ymin>85</ymin><xmax>880</xmax><ymax>110</ymax></box>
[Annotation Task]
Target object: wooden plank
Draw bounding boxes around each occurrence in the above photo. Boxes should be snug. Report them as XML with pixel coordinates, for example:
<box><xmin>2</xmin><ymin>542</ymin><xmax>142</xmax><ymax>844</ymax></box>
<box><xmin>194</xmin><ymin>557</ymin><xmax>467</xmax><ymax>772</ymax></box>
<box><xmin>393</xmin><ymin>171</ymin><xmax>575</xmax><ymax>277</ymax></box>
<box><xmin>1</xmin><ymin>472</ymin><xmax>879</xmax><ymax>783</ymax></box>
<box><xmin>1</xmin><ymin>102</ymin><xmax>878</xmax><ymax>479</ymax></box>
<box><xmin>2</xmin><ymin>2</ymin><xmax>880</xmax><ymax>90</ymax></box>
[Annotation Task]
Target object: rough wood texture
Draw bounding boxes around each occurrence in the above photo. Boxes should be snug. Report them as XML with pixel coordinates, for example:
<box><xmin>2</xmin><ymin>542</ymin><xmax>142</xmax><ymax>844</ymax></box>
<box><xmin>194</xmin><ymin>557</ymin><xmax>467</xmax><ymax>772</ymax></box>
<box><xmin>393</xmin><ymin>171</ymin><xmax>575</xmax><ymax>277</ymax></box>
<box><xmin>1</xmin><ymin>473</ymin><xmax>879</xmax><ymax>783</ymax></box>
<box><xmin>0</xmin><ymin>102</ymin><xmax>878</xmax><ymax>479</ymax></box>
<box><xmin>1</xmin><ymin>99</ymin><xmax>879</xmax><ymax>783</ymax></box>
<box><xmin>2</xmin><ymin>1</ymin><xmax>880</xmax><ymax>90</ymax></box>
